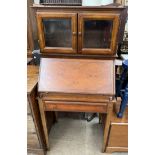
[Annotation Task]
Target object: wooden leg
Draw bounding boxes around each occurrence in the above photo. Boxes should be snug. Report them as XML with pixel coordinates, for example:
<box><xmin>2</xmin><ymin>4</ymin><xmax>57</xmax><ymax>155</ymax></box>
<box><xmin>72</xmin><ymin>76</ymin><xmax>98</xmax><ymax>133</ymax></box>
<box><xmin>102</xmin><ymin>102</ymin><xmax>113</xmax><ymax>152</ymax></box>
<box><xmin>38</xmin><ymin>97</ymin><xmax>49</xmax><ymax>150</ymax></box>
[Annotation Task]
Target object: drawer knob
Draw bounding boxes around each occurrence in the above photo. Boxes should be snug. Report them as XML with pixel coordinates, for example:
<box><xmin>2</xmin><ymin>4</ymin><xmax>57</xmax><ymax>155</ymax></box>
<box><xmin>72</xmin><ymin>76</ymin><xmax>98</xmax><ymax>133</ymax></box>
<box><xmin>72</xmin><ymin>32</ymin><xmax>77</xmax><ymax>35</ymax></box>
<box><xmin>78</xmin><ymin>32</ymin><xmax>82</xmax><ymax>35</ymax></box>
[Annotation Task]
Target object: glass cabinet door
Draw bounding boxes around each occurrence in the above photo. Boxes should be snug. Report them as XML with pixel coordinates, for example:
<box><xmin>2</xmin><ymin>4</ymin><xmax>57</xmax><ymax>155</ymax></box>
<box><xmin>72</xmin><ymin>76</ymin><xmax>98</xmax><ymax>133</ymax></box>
<box><xmin>78</xmin><ymin>13</ymin><xmax>120</xmax><ymax>55</ymax></box>
<box><xmin>37</xmin><ymin>12</ymin><xmax>77</xmax><ymax>54</ymax></box>
<box><xmin>43</xmin><ymin>19</ymin><xmax>72</xmax><ymax>47</ymax></box>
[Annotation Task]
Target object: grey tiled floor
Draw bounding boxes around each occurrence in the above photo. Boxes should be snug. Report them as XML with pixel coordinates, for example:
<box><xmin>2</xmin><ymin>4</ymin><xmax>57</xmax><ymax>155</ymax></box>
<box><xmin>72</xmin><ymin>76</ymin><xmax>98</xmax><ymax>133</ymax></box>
<box><xmin>47</xmin><ymin>118</ymin><xmax>128</xmax><ymax>155</ymax></box>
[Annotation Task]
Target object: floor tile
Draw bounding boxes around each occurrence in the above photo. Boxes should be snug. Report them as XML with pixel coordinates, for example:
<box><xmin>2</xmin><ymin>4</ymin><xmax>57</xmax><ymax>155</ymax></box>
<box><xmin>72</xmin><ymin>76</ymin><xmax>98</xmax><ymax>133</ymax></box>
<box><xmin>47</xmin><ymin>118</ymin><xmax>128</xmax><ymax>155</ymax></box>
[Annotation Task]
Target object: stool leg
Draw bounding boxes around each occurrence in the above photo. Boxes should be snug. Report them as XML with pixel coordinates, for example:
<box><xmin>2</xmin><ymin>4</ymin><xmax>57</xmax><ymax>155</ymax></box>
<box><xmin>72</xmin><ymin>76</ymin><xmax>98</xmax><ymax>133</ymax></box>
<box><xmin>117</xmin><ymin>84</ymin><xmax>128</xmax><ymax>118</ymax></box>
<box><xmin>116</xmin><ymin>68</ymin><xmax>127</xmax><ymax>97</ymax></box>
<box><xmin>38</xmin><ymin>98</ymin><xmax>49</xmax><ymax>150</ymax></box>
<box><xmin>102</xmin><ymin>102</ymin><xmax>113</xmax><ymax>152</ymax></box>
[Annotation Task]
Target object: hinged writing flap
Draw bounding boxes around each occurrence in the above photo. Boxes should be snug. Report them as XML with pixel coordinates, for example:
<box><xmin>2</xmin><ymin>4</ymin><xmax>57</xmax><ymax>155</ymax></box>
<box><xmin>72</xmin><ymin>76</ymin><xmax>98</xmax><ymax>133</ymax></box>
<box><xmin>38</xmin><ymin>58</ymin><xmax>115</xmax><ymax>95</ymax></box>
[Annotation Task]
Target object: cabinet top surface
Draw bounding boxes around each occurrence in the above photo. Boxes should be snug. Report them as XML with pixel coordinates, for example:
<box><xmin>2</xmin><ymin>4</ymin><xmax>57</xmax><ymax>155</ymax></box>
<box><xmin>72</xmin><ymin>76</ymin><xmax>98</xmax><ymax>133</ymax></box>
<box><xmin>33</xmin><ymin>4</ymin><xmax>126</xmax><ymax>10</ymax></box>
<box><xmin>27</xmin><ymin>65</ymin><xmax>39</xmax><ymax>93</ymax></box>
<box><xmin>38</xmin><ymin>58</ymin><xmax>115</xmax><ymax>95</ymax></box>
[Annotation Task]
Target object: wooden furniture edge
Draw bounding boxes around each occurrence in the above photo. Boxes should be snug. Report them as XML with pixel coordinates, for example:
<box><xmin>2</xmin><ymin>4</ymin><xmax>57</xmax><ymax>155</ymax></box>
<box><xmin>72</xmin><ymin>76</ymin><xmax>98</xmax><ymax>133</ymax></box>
<box><xmin>102</xmin><ymin>100</ymin><xmax>114</xmax><ymax>152</ymax></box>
<box><xmin>106</xmin><ymin>146</ymin><xmax>128</xmax><ymax>153</ymax></box>
<box><xmin>32</xmin><ymin>4</ymin><xmax>126</xmax><ymax>10</ymax></box>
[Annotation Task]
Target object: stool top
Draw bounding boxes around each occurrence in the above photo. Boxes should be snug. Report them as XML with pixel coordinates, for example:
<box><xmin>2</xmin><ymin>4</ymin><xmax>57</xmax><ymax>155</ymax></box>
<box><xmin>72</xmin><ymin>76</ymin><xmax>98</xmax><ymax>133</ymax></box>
<box><xmin>38</xmin><ymin>58</ymin><xmax>115</xmax><ymax>95</ymax></box>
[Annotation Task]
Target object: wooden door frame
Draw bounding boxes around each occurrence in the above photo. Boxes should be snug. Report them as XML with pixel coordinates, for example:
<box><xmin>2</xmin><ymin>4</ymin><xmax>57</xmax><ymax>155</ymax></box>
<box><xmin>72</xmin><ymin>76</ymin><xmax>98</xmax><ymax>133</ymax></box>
<box><xmin>27</xmin><ymin>0</ymin><xmax>34</xmax><ymax>58</ymax></box>
<box><xmin>78</xmin><ymin>13</ymin><xmax>120</xmax><ymax>55</ymax></box>
<box><xmin>36</xmin><ymin>12</ymin><xmax>77</xmax><ymax>54</ymax></box>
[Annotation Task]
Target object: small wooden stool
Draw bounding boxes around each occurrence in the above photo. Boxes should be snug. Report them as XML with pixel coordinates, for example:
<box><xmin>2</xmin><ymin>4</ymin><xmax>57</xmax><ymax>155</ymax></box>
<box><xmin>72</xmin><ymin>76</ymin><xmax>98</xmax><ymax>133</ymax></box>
<box><xmin>38</xmin><ymin>58</ymin><xmax>116</xmax><ymax>152</ymax></box>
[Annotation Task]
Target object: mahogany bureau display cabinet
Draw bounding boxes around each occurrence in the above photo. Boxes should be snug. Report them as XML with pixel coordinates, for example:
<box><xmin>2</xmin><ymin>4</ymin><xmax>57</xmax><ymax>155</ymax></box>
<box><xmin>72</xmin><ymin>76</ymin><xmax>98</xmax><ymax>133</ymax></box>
<box><xmin>30</xmin><ymin>4</ymin><xmax>128</xmax><ymax>154</ymax></box>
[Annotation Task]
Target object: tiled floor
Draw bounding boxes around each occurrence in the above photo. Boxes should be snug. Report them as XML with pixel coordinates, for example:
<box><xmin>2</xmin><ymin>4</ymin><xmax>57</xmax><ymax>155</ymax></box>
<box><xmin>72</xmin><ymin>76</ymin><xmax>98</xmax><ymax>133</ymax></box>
<box><xmin>47</xmin><ymin>118</ymin><xmax>128</xmax><ymax>155</ymax></box>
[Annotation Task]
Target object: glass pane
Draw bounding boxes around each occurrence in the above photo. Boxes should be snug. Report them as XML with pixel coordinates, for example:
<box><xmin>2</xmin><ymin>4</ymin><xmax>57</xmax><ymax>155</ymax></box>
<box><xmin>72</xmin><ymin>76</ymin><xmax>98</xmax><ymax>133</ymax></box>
<box><xmin>83</xmin><ymin>20</ymin><xmax>113</xmax><ymax>49</ymax></box>
<box><xmin>43</xmin><ymin>19</ymin><xmax>72</xmax><ymax>47</ymax></box>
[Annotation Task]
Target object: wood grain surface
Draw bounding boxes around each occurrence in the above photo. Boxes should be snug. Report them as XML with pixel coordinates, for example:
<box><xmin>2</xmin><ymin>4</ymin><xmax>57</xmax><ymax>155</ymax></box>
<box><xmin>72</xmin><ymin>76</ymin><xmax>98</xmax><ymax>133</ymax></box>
<box><xmin>27</xmin><ymin>65</ymin><xmax>47</xmax><ymax>155</ymax></box>
<box><xmin>38</xmin><ymin>58</ymin><xmax>115</xmax><ymax>95</ymax></box>
<box><xmin>27</xmin><ymin>65</ymin><xmax>39</xmax><ymax>93</ymax></box>
<box><xmin>105</xmin><ymin>98</ymin><xmax>128</xmax><ymax>153</ymax></box>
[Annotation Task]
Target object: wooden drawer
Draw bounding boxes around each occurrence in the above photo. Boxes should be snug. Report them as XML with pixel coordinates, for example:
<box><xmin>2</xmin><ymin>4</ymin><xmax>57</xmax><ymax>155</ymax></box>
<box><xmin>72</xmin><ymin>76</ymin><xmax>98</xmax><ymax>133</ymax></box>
<box><xmin>44</xmin><ymin>100</ymin><xmax>108</xmax><ymax>113</ymax></box>
<box><xmin>27</xmin><ymin>115</ymin><xmax>36</xmax><ymax>133</ymax></box>
<box><xmin>108</xmin><ymin>123</ymin><xmax>128</xmax><ymax>147</ymax></box>
<box><xmin>27</xmin><ymin>133</ymin><xmax>40</xmax><ymax>149</ymax></box>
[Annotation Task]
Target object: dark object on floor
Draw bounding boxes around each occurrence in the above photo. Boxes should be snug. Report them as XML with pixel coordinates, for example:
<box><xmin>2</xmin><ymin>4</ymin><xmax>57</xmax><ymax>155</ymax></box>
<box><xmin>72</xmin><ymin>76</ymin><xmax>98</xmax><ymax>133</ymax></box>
<box><xmin>86</xmin><ymin>113</ymin><xmax>97</xmax><ymax>122</ymax></box>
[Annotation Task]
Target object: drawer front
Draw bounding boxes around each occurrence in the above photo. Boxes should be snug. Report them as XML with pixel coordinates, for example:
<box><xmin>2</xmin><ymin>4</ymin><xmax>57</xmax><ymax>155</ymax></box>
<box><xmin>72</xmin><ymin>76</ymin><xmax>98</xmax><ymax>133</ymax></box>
<box><xmin>108</xmin><ymin>123</ymin><xmax>128</xmax><ymax>147</ymax></box>
<box><xmin>27</xmin><ymin>99</ymin><xmax>31</xmax><ymax>114</ymax></box>
<box><xmin>44</xmin><ymin>100</ymin><xmax>108</xmax><ymax>113</ymax></box>
<box><xmin>27</xmin><ymin>133</ymin><xmax>40</xmax><ymax>149</ymax></box>
<box><xmin>27</xmin><ymin>115</ymin><xmax>36</xmax><ymax>133</ymax></box>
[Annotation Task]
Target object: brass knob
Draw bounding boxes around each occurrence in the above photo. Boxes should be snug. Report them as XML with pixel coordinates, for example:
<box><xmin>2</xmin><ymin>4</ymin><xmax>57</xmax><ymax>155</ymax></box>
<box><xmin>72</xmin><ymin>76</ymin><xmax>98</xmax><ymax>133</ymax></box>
<box><xmin>72</xmin><ymin>32</ymin><xmax>76</xmax><ymax>35</ymax></box>
<box><xmin>78</xmin><ymin>32</ymin><xmax>82</xmax><ymax>35</ymax></box>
